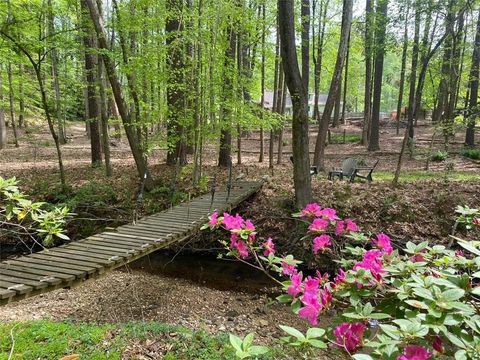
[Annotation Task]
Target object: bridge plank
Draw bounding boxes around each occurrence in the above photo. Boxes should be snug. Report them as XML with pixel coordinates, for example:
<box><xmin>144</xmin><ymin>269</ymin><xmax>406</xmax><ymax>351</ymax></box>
<box><xmin>5</xmin><ymin>259</ymin><xmax>87</xmax><ymax>278</ymax></box>
<box><xmin>0</xmin><ymin>281</ymin><xmax>33</xmax><ymax>295</ymax></box>
<box><xmin>0</xmin><ymin>268</ymin><xmax>62</xmax><ymax>286</ymax></box>
<box><xmin>0</xmin><ymin>263</ymin><xmax>75</xmax><ymax>281</ymax></box>
<box><xmin>29</xmin><ymin>253</ymin><xmax>105</xmax><ymax>271</ymax></box>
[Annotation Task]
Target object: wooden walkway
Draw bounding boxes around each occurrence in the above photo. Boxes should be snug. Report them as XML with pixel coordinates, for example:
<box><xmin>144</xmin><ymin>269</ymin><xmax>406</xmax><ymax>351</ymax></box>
<box><xmin>0</xmin><ymin>181</ymin><xmax>263</xmax><ymax>305</ymax></box>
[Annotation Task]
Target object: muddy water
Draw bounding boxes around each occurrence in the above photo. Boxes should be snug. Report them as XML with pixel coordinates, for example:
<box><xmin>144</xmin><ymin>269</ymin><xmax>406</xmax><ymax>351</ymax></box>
<box><xmin>129</xmin><ymin>250</ymin><xmax>277</xmax><ymax>293</ymax></box>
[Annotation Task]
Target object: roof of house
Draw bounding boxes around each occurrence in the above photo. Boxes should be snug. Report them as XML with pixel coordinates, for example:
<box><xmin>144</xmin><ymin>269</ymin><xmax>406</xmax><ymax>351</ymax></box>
<box><xmin>260</xmin><ymin>91</ymin><xmax>332</xmax><ymax>109</ymax></box>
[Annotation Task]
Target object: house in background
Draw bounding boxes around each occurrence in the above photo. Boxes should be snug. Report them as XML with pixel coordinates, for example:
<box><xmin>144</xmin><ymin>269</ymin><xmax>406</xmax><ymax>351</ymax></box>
<box><xmin>260</xmin><ymin>91</ymin><xmax>342</xmax><ymax>117</ymax></box>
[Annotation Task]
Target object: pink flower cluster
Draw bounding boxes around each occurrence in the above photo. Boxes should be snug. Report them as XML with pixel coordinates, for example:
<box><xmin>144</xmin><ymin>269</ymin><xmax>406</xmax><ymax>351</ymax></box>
<box><xmin>333</xmin><ymin>322</ymin><xmax>366</xmax><ymax>352</ymax></box>
<box><xmin>286</xmin><ymin>271</ymin><xmax>333</xmax><ymax>325</ymax></box>
<box><xmin>353</xmin><ymin>233</ymin><xmax>395</xmax><ymax>282</ymax></box>
<box><xmin>397</xmin><ymin>345</ymin><xmax>432</xmax><ymax>360</ymax></box>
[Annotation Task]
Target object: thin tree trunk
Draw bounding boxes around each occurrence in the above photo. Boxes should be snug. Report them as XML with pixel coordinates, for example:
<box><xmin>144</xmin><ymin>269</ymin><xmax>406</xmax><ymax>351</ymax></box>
<box><xmin>393</xmin><ymin>5</ymin><xmax>420</xmax><ymax>185</ymax></box>
<box><xmin>18</xmin><ymin>64</ymin><xmax>25</xmax><ymax>128</ymax></box>
<box><xmin>333</xmin><ymin>73</ymin><xmax>342</xmax><ymax>128</ymax></box>
<box><xmin>341</xmin><ymin>29</ymin><xmax>351</xmax><ymax>124</ymax></box>
<box><xmin>395</xmin><ymin>3</ymin><xmax>409</xmax><ymax>136</ymax></box>
<box><xmin>7</xmin><ymin>62</ymin><xmax>18</xmax><ymax>148</ymax></box>
<box><xmin>84</xmin><ymin>0</ymin><xmax>154</xmax><ymax>190</ymax></box>
<box><xmin>466</xmin><ymin>9</ymin><xmax>480</xmax><ymax>147</ymax></box>
<box><xmin>313</xmin><ymin>0</ymin><xmax>353</xmax><ymax>169</ymax></box>
<box><xmin>0</xmin><ymin>65</ymin><xmax>6</xmax><ymax>149</ymax></box>
<box><xmin>313</xmin><ymin>0</ymin><xmax>328</xmax><ymax>121</ymax></box>
<box><xmin>362</xmin><ymin>0</ymin><xmax>374</xmax><ymax>145</ymax></box>
<box><xmin>278</xmin><ymin>0</ymin><xmax>312</xmax><ymax>208</ymax></box>
<box><xmin>259</xmin><ymin>2</ymin><xmax>266</xmax><ymax>163</ymax></box>
<box><xmin>277</xmin><ymin>78</ymin><xmax>287</xmax><ymax>164</ymax></box>
<box><xmin>368</xmin><ymin>0</ymin><xmax>388</xmax><ymax>152</ymax></box>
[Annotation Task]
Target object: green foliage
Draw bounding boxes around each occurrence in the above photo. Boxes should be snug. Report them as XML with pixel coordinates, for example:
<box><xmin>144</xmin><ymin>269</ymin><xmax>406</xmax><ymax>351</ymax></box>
<box><xmin>0</xmin><ymin>177</ymin><xmax>71</xmax><ymax>246</ymax></box>
<box><xmin>462</xmin><ymin>149</ymin><xmax>480</xmax><ymax>160</ymax></box>
<box><xmin>431</xmin><ymin>150</ymin><xmax>448</xmax><ymax>162</ymax></box>
<box><xmin>329</xmin><ymin>133</ymin><xmax>362</xmax><ymax>144</ymax></box>
<box><xmin>229</xmin><ymin>333</ymin><xmax>269</xmax><ymax>359</ymax></box>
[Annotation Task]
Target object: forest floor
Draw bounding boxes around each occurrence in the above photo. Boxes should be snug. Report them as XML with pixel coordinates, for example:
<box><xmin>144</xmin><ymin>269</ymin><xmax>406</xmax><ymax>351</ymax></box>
<box><xmin>0</xmin><ymin>118</ymin><xmax>479</xmax><ymax>358</ymax></box>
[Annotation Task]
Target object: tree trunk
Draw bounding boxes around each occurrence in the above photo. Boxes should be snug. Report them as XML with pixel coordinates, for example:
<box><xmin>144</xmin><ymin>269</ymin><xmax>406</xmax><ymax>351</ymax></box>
<box><xmin>84</xmin><ymin>0</ymin><xmax>154</xmax><ymax>190</ymax></box>
<box><xmin>368</xmin><ymin>0</ymin><xmax>388</xmax><ymax>152</ymax></box>
<box><xmin>7</xmin><ymin>62</ymin><xmax>19</xmax><ymax>148</ymax></box>
<box><xmin>362</xmin><ymin>0</ymin><xmax>374</xmax><ymax>145</ymax></box>
<box><xmin>341</xmin><ymin>29</ymin><xmax>351</xmax><ymax>124</ymax></box>
<box><xmin>278</xmin><ymin>0</ymin><xmax>312</xmax><ymax>208</ymax></box>
<box><xmin>0</xmin><ymin>65</ymin><xmax>6</xmax><ymax>149</ymax></box>
<box><xmin>466</xmin><ymin>9</ymin><xmax>480</xmax><ymax>147</ymax></box>
<box><xmin>97</xmin><ymin>0</ymin><xmax>112</xmax><ymax>176</ymax></box>
<box><xmin>395</xmin><ymin>3</ymin><xmax>409</xmax><ymax>136</ymax></box>
<box><xmin>313</xmin><ymin>0</ymin><xmax>353</xmax><ymax>169</ymax></box>
<box><xmin>313</xmin><ymin>0</ymin><xmax>328</xmax><ymax>121</ymax></box>
<box><xmin>259</xmin><ymin>3</ymin><xmax>266</xmax><ymax>163</ymax></box>
<box><xmin>166</xmin><ymin>0</ymin><xmax>187</xmax><ymax>166</ymax></box>
<box><xmin>393</xmin><ymin>5</ymin><xmax>420</xmax><ymax>185</ymax></box>
<box><xmin>48</xmin><ymin>0</ymin><xmax>67</xmax><ymax>144</ymax></box>
<box><xmin>218</xmin><ymin>28</ymin><xmax>236</xmax><ymax>167</ymax></box>
<box><xmin>18</xmin><ymin>64</ymin><xmax>25</xmax><ymax>128</ymax></box>
<box><xmin>301</xmin><ymin>0</ymin><xmax>309</xmax><ymax>94</ymax></box>
<box><xmin>82</xmin><ymin>0</ymin><xmax>103</xmax><ymax>167</ymax></box>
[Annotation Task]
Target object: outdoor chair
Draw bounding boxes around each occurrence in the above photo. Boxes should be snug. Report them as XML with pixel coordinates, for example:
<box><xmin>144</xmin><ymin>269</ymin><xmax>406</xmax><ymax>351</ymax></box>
<box><xmin>328</xmin><ymin>158</ymin><xmax>379</xmax><ymax>182</ymax></box>
<box><xmin>289</xmin><ymin>156</ymin><xmax>318</xmax><ymax>176</ymax></box>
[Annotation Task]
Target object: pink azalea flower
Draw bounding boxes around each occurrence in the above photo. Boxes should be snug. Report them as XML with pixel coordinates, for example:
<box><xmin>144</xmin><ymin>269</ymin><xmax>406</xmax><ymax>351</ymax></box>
<box><xmin>320</xmin><ymin>286</ymin><xmax>332</xmax><ymax>308</ymax></box>
<box><xmin>299</xmin><ymin>290</ymin><xmax>322</xmax><ymax>325</ymax></box>
<box><xmin>473</xmin><ymin>218</ymin><xmax>480</xmax><ymax>226</ymax></box>
<box><xmin>432</xmin><ymin>336</ymin><xmax>443</xmax><ymax>354</ymax></box>
<box><xmin>374</xmin><ymin>233</ymin><xmax>393</xmax><ymax>255</ymax></box>
<box><xmin>234</xmin><ymin>240</ymin><xmax>249</xmax><ymax>259</ymax></box>
<box><xmin>281</xmin><ymin>261</ymin><xmax>297</xmax><ymax>276</ymax></box>
<box><xmin>287</xmin><ymin>272</ymin><xmax>303</xmax><ymax>298</ymax></box>
<box><xmin>397</xmin><ymin>345</ymin><xmax>432</xmax><ymax>360</ymax></box>
<box><xmin>333</xmin><ymin>269</ymin><xmax>346</xmax><ymax>287</ymax></box>
<box><xmin>244</xmin><ymin>219</ymin><xmax>255</xmax><ymax>231</ymax></box>
<box><xmin>308</xmin><ymin>218</ymin><xmax>329</xmax><ymax>233</ymax></box>
<box><xmin>345</xmin><ymin>219</ymin><xmax>359</xmax><ymax>232</ymax></box>
<box><xmin>315</xmin><ymin>270</ymin><xmax>330</xmax><ymax>285</ymax></box>
<box><xmin>298</xmin><ymin>303</ymin><xmax>321</xmax><ymax>325</ymax></box>
<box><xmin>455</xmin><ymin>250</ymin><xmax>465</xmax><ymax>257</ymax></box>
<box><xmin>354</xmin><ymin>250</ymin><xmax>385</xmax><ymax>281</ymax></box>
<box><xmin>303</xmin><ymin>276</ymin><xmax>320</xmax><ymax>296</ymax></box>
<box><xmin>318</xmin><ymin>207</ymin><xmax>338</xmax><ymax>221</ymax></box>
<box><xmin>263</xmin><ymin>237</ymin><xmax>275</xmax><ymax>256</ymax></box>
<box><xmin>333</xmin><ymin>322</ymin><xmax>366</xmax><ymax>352</ymax></box>
<box><xmin>208</xmin><ymin>212</ymin><xmax>219</xmax><ymax>227</ymax></box>
<box><xmin>335</xmin><ymin>220</ymin><xmax>345</xmax><ymax>236</ymax></box>
<box><xmin>312</xmin><ymin>235</ymin><xmax>332</xmax><ymax>254</ymax></box>
<box><xmin>301</xmin><ymin>203</ymin><xmax>323</xmax><ymax>218</ymax></box>
<box><xmin>223</xmin><ymin>213</ymin><xmax>244</xmax><ymax>230</ymax></box>
<box><xmin>410</xmin><ymin>252</ymin><xmax>426</xmax><ymax>262</ymax></box>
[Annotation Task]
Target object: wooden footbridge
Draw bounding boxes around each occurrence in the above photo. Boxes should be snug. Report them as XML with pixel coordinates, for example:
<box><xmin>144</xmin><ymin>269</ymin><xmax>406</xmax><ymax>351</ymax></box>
<box><xmin>0</xmin><ymin>181</ymin><xmax>263</xmax><ymax>305</ymax></box>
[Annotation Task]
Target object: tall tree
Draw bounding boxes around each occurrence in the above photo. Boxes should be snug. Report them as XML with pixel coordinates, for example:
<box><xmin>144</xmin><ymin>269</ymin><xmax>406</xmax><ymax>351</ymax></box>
<box><xmin>362</xmin><ymin>0</ymin><xmax>374</xmax><ymax>145</ymax></box>
<box><xmin>84</xmin><ymin>0</ymin><xmax>153</xmax><ymax>189</ymax></box>
<box><xmin>7</xmin><ymin>62</ymin><xmax>18</xmax><ymax>147</ymax></box>
<box><xmin>368</xmin><ymin>0</ymin><xmax>388</xmax><ymax>152</ymax></box>
<box><xmin>466</xmin><ymin>9</ymin><xmax>480</xmax><ymax>147</ymax></box>
<box><xmin>278</xmin><ymin>0</ymin><xmax>312</xmax><ymax>208</ymax></box>
<box><xmin>0</xmin><ymin>65</ymin><xmax>5</xmax><ymax>149</ymax></box>
<box><xmin>395</xmin><ymin>2</ymin><xmax>409</xmax><ymax>136</ymax></box>
<box><xmin>313</xmin><ymin>0</ymin><xmax>328</xmax><ymax>122</ymax></box>
<box><xmin>313</xmin><ymin>0</ymin><xmax>353</xmax><ymax>169</ymax></box>
<box><xmin>81</xmin><ymin>0</ymin><xmax>102</xmax><ymax>166</ymax></box>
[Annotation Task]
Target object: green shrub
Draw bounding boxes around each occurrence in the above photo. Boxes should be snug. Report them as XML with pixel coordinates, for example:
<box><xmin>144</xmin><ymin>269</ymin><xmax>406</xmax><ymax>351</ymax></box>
<box><xmin>329</xmin><ymin>133</ymin><xmax>362</xmax><ymax>144</ymax></box>
<box><xmin>462</xmin><ymin>149</ymin><xmax>480</xmax><ymax>160</ymax></box>
<box><xmin>430</xmin><ymin>150</ymin><xmax>448</xmax><ymax>162</ymax></box>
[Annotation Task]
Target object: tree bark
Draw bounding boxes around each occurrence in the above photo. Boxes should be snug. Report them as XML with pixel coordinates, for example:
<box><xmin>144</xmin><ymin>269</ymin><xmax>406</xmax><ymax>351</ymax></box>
<box><xmin>395</xmin><ymin>3</ymin><xmax>409</xmax><ymax>136</ymax></box>
<box><xmin>259</xmin><ymin>3</ymin><xmax>266</xmax><ymax>163</ymax></box>
<box><xmin>362</xmin><ymin>0</ymin><xmax>374</xmax><ymax>145</ymax></box>
<box><xmin>313</xmin><ymin>0</ymin><xmax>328</xmax><ymax>121</ymax></box>
<box><xmin>81</xmin><ymin>0</ymin><xmax>103</xmax><ymax>166</ymax></box>
<box><xmin>341</xmin><ymin>29</ymin><xmax>351</xmax><ymax>124</ymax></box>
<box><xmin>0</xmin><ymin>65</ymin><xmax>6</xmax><ymax>149</ymax></box>
<box><xmin>278</xmin><ymin>0</ymin><xmax>312</xmax><ymax>208</ymax></box>
<box><xmin>466</xmin><ymin>9</ymin><xmax>480</xmax><ymax>147</ymax></box>
<box><xmin>313</xmin><ymin>0</ymin><xmax>353</xmax><ymax>169</ymax></box>
<box><xmin>368</xmin><ymin>0</ymin><xmax>388</xmax><ymax>152</ymax></box>
<box><xmin>18</xmin><ymin>64</ymin><xmax>25</xmax><ymax>128</ymax></box>
<box><xmin>7</xmin><ymin>62</ymin><xmax>19</xmax><ymax>148</ymax></box>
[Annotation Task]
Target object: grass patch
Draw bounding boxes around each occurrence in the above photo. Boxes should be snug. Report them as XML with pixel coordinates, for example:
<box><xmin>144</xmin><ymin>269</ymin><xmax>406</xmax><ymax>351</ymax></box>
<box><xmin>462</xmin><ymin>148</ymin><xmax>480</xmax><ymax>160</ymax></box>
<box><xmin>374</xmin><ymin>170</ymin><xmax>480</xmax><ymax>182</ymax></box>
<box><xmin>0</xmin><ymin>321</ymin><xmax>244</xmax><ymax>360</ymax></box>
<box><xmin>329</xmin><ymin>133</ymin><xmax>361</xmax><ymax>144</ymax></box>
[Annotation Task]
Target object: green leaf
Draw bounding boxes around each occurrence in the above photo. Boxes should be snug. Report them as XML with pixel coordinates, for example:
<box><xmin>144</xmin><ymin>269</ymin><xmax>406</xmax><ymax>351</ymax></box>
<box><xmin>276</xmin><ymin>294</ymin><xmax>293</xmax><ymax>303</ymax></box>
<box><xmin>229</xmin><ymin>334</ymin><xmax>243</xmax><ymax>352</ymax></box>
<box><xmin>405</xmin><ymin>300</ymin><xmax>429</xmax><ymax>310</ymax></box>
<box><xmin>308</xmin><ymin>339</ymin><xmax>327</xmax><ymax>348</ymax></box>
<box><xmin>352</xmin><ymin>355</ymin><xmax>374</xmax><ymax>360</ymax></box>
<box><xmin>369</xmin><ymin>313</ymin><xmax>391</xmax><ymax>320</ymax></box>
<box><xmin>442</xmin><ymin>289</ymin><xmax>465</xmax><ymax>302</ymax></box>
<box><xmin>306</xmin><ymin>327</ymin><xmax>325</xmax><ymax>339</ymax></box>
<box><xmin>471</xmin><ymin>287</ymin><xmax>480</xmax><ymax>296</ymax></box>
<box><xmin>279</xmin><ymin>325</ymin><xmax>305</xmax><ymax>340</ymax></box>
<box><xmin>243</xmin><ymin>332</ymin><xmax>254</xmax><ymax>349</ymax></box>
<box><xmin>248</xmin><ymin>345</ymin><xmax>269</xmax><ymax>356</ymax></box>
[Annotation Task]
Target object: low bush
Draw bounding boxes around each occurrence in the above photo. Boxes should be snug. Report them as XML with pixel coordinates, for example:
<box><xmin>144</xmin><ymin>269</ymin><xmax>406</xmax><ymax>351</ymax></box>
<box><xmin>430</xmin><ymin>150</ymin><xmax>448</xmax><ymax>162</ymax></box>
<box><xmin>462</xmin><ymin>149</ymin><xmax>480</xmax><ymax>160</ymax></box>
<box><xmin>204</xmin><ymin>204</ymin><xmax>480</xmax><ymax>359</ymax></box>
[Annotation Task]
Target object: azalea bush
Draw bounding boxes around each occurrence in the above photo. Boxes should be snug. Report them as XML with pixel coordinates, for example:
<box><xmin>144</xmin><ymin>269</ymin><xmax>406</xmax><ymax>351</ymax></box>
<box><xmin>203</xmin><ymin>203</ymin><xmax>480</xmax><ymax>359</ymax></box>
<box><xmin>0</xmin><ymin>176</ymin><xmax>71</xmax><ymax>246</ymax></box>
